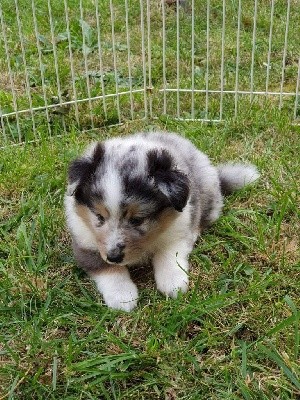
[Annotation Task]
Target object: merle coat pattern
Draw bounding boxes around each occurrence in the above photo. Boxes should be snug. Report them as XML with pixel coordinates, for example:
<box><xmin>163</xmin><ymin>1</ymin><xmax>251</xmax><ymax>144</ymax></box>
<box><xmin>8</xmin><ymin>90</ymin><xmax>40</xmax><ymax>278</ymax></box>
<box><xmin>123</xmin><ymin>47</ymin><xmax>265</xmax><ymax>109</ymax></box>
<box><xmin>65</xmin><ymin>132</ymin><xmax>259</xmax><ymax>311</ymax></box>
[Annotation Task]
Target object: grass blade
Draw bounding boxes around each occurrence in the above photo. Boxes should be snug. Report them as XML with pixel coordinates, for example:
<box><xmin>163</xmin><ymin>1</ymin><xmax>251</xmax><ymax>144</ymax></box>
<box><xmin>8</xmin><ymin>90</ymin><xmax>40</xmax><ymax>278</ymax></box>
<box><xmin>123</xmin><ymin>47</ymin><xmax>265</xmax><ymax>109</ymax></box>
<box><xmin>258</xmin><ymin>343</ymin><xmax>300</xmax><ymax>390</ymax></box>
<box><xmin>284</xmin><ymin>295</ymin><xmax>299</xmax><ymax>359</ymax></box>
<box><xmin>241</xmin><ymin>341</ymin><xmax>247</xmax><ymax>379</ymax></box>
<box><xmin>52</xmin><ymin>354</ymin><xmax>58</xmax><ymax>391</ymax></box>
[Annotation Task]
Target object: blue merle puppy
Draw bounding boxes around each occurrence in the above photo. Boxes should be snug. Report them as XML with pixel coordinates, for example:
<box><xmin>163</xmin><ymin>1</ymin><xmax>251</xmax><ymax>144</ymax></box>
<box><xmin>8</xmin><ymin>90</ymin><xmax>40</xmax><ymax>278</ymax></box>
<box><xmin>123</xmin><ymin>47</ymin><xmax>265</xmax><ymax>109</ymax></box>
<box><xmin>65</xmin><ymin>131</ymin><xmax>259</xmax><ymax>311</ymax></box>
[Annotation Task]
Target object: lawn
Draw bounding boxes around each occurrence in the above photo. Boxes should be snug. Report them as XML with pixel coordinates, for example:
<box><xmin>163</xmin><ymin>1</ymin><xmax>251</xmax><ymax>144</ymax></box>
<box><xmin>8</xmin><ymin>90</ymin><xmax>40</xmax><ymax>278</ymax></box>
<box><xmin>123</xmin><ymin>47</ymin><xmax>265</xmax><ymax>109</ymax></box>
<box><xmin>0</xmin><ymin>0</ymin><xmax>300</xmax><ymax>399</ymax></box>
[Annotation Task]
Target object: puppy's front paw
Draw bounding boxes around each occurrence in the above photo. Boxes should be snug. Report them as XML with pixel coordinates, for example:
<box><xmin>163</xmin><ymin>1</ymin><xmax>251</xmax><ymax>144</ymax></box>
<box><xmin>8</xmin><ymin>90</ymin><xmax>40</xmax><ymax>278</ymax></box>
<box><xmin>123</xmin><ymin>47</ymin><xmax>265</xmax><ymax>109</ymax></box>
<box><xmin>155</xmin><ymin>266</ymin><xmax>189</xmax><ymax>298</ymax></box>
<box><xmin>94</xmin><ymin>269</ymin><xmax>138</xmax><ymax>311</ymax></box>
<box><xmin>102</xmin><ymin>280</ymin><xmax>138</xmax><ymax>312</ymax></box>
<box><xmin>104</xmin><ymin>291</ymin><xmax>138</xmax><ymax>312</ymax></box>
<box><xmin>103</xmin><ymin>286</ymin><xmax>138</xmax><ymax>312</ymax></box>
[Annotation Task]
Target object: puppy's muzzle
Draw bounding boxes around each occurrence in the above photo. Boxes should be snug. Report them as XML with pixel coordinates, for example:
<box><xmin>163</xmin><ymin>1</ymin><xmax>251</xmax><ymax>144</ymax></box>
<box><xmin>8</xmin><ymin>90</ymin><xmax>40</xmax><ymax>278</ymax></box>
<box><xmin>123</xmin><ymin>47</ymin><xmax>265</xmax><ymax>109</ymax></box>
<box><xmin>106</xmin><ymin>244</ymin><xmax>125</xmax><ymax>264</ymax></box>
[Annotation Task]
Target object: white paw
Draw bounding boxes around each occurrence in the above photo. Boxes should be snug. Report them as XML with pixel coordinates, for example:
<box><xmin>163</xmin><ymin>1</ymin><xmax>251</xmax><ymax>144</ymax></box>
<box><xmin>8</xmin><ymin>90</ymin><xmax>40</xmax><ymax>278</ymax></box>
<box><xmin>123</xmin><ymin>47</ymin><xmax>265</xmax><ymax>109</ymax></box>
<box><xmin>102</xmin><ymin>281</ymin><xmax>138</xmax><ymax>312</ymax></box>
<box><xmin>94</xmin><ymin>270</ymin><xmax>138</xmax><ymax>312</ymax></box>
<box><xmin>155</xmin><ymin>266</ymin><xmax>189</xmax><ymax>298</ymax></box>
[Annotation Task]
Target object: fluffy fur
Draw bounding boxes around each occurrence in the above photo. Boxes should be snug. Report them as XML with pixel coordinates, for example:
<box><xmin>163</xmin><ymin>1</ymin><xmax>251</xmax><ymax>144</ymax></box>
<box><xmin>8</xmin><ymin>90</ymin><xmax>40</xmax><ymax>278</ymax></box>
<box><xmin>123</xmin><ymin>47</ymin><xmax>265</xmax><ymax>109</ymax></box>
<box><xmin>64</xmin><ymin>131</ymin><xmax>259</xmax><ymax>311</ymax></box>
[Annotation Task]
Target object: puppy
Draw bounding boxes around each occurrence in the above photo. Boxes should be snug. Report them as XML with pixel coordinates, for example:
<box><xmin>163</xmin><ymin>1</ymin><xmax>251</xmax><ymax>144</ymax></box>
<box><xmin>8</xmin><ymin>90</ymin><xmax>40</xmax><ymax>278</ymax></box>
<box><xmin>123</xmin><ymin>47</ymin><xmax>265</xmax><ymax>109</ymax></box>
<box><xmin>64</xmin><ymin>131</ymin><xmax>259</xmax><ymax>311</ymax></box>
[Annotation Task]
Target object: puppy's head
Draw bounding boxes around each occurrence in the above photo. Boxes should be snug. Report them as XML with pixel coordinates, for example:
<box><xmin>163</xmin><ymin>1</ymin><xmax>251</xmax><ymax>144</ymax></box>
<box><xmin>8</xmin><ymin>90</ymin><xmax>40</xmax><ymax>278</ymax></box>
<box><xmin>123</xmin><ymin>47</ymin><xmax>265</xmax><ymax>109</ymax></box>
<box><xmin>67</xmin><ymin>142</ymin><xmax>190</xmax><ymax>265</ymax></box>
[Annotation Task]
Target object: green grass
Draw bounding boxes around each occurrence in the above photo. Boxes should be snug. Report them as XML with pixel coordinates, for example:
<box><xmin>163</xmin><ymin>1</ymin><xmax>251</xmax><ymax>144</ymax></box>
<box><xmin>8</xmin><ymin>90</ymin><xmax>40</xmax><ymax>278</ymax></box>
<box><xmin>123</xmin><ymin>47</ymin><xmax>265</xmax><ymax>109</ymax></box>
<box><xmin>1</xmin><ymin>0</ymin><xmax>300</xmax><ymax>398</ymax></box>
<box><xmin>1</xmin><ymin>111</ymin><xmax>300</xmax><ymax>399</ymax></box>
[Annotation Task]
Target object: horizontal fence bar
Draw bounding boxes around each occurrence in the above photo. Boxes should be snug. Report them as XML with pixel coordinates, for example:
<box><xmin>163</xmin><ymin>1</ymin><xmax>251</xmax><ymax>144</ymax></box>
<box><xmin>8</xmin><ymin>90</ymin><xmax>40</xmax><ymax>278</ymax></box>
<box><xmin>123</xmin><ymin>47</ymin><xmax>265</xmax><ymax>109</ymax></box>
<box><xmin>159</xmin><ymin>89</ymin><xmax>298</xmax><ymax>96</ymax></box>
<box><xmin>163</xmin><ymin>117</ymin><xmax>222</xmax><ymax>123</ymax></box>
<box><xmin>0</xmin><ymin>119</ymin><xmax>147</xmax><ymax>149</ymax></box>
<box><xmin>2</xmin><ymin>87</ymin><xmax>297</xmax><ymax>119</ymax></box>
<box><xmin>1</xmin><ymin>90</ymin><xmax>145</xmax><ymax>118</ymax></box>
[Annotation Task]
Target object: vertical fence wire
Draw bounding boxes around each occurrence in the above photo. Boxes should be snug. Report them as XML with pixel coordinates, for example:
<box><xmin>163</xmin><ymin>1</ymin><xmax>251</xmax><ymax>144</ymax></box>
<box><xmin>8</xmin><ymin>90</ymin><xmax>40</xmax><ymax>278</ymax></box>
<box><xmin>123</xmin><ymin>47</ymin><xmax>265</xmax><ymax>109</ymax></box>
<box><xmin>64</xmin><ymin>0</ymin><xmax>80</xmax><ymax>126</ymax></box>
<box><xmin>124</xmin><ymin>0</ymin><xmax>134</xmax><ymax>120</ymax></box>
<box><xmin>162</xmin><ymin>0</ymin><xmax>167</xmax><ymax>115</ymax></box>
<box><xmin>0</xmin><ymin>113</ymin><xmax>6</xmax><ymax>144</ymax></box>
<box><xmin>176</xmin><ymin>0</ymin><xmax>180</xmax><ymax>118</ymax></box>
<box><xmin>14</xmin><ymin>0</ymin><xmax>37</xmax><ymax>139</ymax></box>
<box><xmin>139</xmin><ymin>0</ymin><xmax>148</xmax><ymax>119</ymax></box>
<box><xmin>95</xmin><ymin>0</ymin><xmax>108</xmax><ymax>120</ymax></box>
<box><xmin>265</xmin><ymin>0</ymin><xmax>275</xmax><ymax>94</ymax></box>
<box><xmin>205</xmin><ymin>0</ymin><xmax>210</xmax><ymax>119</ymax></box>
<box><xmin>0</xmin><ymin>9</ymin><xmax>6</xmax><ymax>144</ymax></box>
<box><xmin>146</xmin><ymin>0</ymin><xmax>153</xmax><ymax>119</ymax></box>
<box><xmin>31</xmin><ymin>0</ymin><xmax>52</xmax><ymax>135</ymax></box>
<box><xmin>219</xmin><ymin>0</ymin><xmax>226</xmax><ymax>119</ymax></box>
<box><xmin>0</xmin><ymin>6</ymin><xmax>22</xmax><ymax>142</ymax></box>
<box><xmin>279</xmin><ymin>0</ymin><xmax>291</xmax><ymax>109</ymax></box>
<box><xmin>234</xmin><ymin>0</ymin><xmax>242</xmax><ymax>118</ymax></box>
<box><xmin>109</xmin><ymin>0</ymin><xmax>121</xmax><ymax>123</ymax></box>
<box><xmin>191</xmin><ymin>0</ymin><xmax>195</xmax><ymax>119</ymax></box>
<box><xmin>294</xmin><ymin>57</ymin><xmax>300</xmax><ymax>119</ymax></box>
<box><xmin>250</xmin><ymin>0</ymin><xmax>258</xmax><ymax>103</ymax></box>
<box><xmin>0</xmin><ymin>26</ymin><xmax>7</xmax><ymax>144</ymax></box>
<box><xmin>47</xmin><ymin>0</ymin><xmax>66</xmax><ymax>133</ymax></box>
<box><xmin>79</xmin><ymin>0</ymin><xmax>94</xmax><ymax>128</ymax></box>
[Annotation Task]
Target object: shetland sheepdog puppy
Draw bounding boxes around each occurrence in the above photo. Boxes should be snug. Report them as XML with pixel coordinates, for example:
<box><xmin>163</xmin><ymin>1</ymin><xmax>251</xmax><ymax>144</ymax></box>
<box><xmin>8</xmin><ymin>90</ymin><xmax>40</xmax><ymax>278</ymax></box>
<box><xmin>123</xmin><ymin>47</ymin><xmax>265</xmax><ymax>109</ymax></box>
<box><xmin>65</xmin><ymin>131</ymin><xmax>259</xmax><ymax>311</ymax></box>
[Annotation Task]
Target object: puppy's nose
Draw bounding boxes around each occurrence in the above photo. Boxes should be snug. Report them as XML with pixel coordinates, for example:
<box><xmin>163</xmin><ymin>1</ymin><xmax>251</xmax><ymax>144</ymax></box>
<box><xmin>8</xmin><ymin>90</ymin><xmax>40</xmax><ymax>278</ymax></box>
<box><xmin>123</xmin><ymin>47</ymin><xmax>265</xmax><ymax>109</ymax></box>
<box><xmin>106</xmin><ymin>246</ymin><xmax>125</xmax><ymax>264</ymax></box>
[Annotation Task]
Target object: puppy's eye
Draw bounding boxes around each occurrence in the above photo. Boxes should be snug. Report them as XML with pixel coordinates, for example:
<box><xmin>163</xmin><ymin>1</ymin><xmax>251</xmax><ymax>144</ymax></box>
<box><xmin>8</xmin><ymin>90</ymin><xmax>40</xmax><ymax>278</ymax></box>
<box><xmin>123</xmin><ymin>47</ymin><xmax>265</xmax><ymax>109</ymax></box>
<box><xmin>96</xmin><ymin>214</ymin><xmax>105</xmax><ymax>224</ymax></box>
<box><xmin>129</xmin><ymin>217</ymin><xmax>144</xmax><ymax>227</ymax></box>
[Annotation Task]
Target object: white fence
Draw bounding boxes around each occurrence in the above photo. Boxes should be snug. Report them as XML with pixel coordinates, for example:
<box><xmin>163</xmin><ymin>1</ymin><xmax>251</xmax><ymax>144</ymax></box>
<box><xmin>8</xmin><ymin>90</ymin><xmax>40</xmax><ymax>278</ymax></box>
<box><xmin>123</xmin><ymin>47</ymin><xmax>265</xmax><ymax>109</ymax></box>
<box><xmin>0</xmin><ymin>0</ymin><xmax>299</xmax><ymax>144</ymax></box>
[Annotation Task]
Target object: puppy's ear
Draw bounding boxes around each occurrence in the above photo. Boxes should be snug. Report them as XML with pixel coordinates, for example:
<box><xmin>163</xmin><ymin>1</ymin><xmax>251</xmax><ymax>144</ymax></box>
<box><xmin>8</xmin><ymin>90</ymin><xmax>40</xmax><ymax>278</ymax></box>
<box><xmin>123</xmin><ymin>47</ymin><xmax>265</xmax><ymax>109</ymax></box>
<box><xmin>147</xmin><ymin>149</ymin><xmax>189</xmax><ymax>212</ymax></box>
<box><xmin>67</xmin><ymin>143</ymin><xmax>104</xmax><ymax>204</ymax></box>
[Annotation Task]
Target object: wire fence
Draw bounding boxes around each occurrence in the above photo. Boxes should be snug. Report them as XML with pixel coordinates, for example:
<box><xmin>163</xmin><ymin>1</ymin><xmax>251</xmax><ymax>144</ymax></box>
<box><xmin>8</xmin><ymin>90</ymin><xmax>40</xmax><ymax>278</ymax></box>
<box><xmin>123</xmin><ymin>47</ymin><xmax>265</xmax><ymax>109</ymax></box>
<box><xmin>0</xmin><ymin>0</ymin><xmax>299</xmax><ymax>145</ymax></box>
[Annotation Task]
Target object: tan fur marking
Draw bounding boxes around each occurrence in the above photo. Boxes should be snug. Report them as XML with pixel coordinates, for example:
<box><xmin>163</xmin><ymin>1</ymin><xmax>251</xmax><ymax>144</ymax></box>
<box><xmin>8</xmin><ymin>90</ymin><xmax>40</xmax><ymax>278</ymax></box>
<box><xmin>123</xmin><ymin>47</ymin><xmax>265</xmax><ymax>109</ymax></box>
<box><xmin>122</xmin><ymin>203</ymin><xmax>140</xmax><ymax>219</ymax></box>
<box><xmin>75</xmin><ymin>204</ymin><xmax>106</xmax><ymax>249</ymax></box>
<box><xmin>93</xmin><ymin>203</ymin><xmax>110</xmax><ymax>219</ymax></box>
<box><xmin>75</xmin><ymin>204</ymin><xmax>94</xmax><ymax>231</ymax></box>
<box><xmin>138</xmin><ymin>209</ymin><xmax>178</xmax><ymax>248</ymax></box>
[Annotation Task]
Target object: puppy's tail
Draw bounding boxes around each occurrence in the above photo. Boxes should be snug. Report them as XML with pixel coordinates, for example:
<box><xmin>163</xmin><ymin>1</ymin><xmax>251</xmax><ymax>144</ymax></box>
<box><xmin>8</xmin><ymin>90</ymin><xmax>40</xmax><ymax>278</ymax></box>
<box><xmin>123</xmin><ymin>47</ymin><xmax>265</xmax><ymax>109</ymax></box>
<box><xmin>217</xmin><ymin>163</ymin><xmax>260</xmax><ymax>195</ymax></box>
